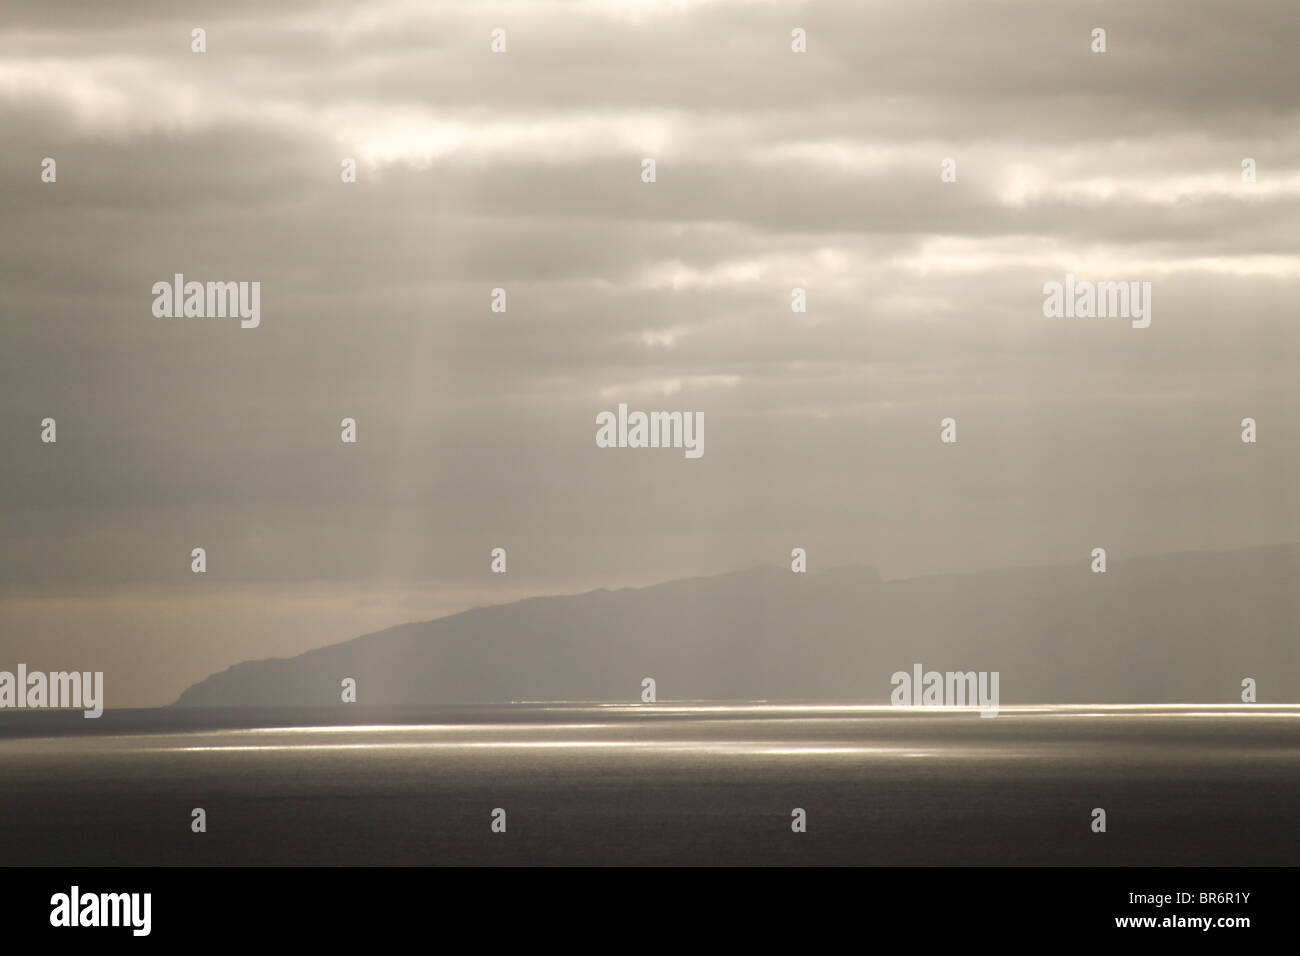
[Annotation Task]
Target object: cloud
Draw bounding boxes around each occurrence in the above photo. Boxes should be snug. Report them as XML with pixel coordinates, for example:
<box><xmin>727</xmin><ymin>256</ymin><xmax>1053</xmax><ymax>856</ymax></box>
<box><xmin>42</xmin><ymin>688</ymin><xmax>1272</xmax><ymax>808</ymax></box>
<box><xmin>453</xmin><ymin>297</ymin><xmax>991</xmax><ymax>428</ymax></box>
<box><xmin>2</xmin><ymin>0</ymin><xmax>1297</xmax><ymax>702</ymax></box>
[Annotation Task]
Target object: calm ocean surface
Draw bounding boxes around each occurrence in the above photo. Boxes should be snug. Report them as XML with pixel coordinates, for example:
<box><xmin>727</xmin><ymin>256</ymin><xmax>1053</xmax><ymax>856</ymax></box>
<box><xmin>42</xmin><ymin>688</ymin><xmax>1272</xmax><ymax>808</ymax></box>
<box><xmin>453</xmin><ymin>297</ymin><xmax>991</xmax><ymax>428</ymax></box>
<box><xmin>2</xmin><ymin>703</ymin><xmax>1298</xmax><ymax>865</ymax></box>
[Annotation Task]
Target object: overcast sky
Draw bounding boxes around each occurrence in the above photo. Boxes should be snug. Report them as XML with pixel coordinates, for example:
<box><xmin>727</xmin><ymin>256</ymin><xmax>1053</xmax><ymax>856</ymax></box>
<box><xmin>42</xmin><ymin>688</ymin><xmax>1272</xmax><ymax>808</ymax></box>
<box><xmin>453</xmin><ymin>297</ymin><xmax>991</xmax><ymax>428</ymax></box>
<box><xmin>2</xmin><ymin>0</ymin><xmax>1298</xmax><ymax>705</ymax></box>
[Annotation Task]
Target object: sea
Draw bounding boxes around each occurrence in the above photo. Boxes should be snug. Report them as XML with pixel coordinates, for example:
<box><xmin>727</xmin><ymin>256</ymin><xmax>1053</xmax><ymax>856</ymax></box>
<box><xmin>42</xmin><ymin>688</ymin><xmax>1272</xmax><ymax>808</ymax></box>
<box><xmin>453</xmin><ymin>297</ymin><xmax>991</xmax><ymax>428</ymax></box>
<box><xmin>2</xmin><ymin>703</ymin><xmax>1297</xmax><ymax>866</ymax></box>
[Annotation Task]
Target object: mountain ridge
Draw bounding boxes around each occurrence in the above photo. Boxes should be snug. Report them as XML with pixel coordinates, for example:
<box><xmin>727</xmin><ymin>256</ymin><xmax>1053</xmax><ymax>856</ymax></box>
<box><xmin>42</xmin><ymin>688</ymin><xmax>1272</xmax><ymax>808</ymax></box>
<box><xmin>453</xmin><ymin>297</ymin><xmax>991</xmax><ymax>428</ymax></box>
<box><xmin>172</xmin><ymin>545</ymin><xmax>1300</xmax><ymax>707</ymax></box>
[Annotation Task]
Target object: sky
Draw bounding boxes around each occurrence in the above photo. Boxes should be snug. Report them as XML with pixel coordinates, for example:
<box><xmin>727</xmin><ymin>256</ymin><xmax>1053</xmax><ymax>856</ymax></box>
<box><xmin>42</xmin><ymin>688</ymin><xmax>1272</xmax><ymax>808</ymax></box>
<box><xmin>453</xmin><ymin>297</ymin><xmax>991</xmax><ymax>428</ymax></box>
<box><xmin>2</xmin><ymin>0</ymin><xmax>1298</xmax><ymax>705</ymax></box>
